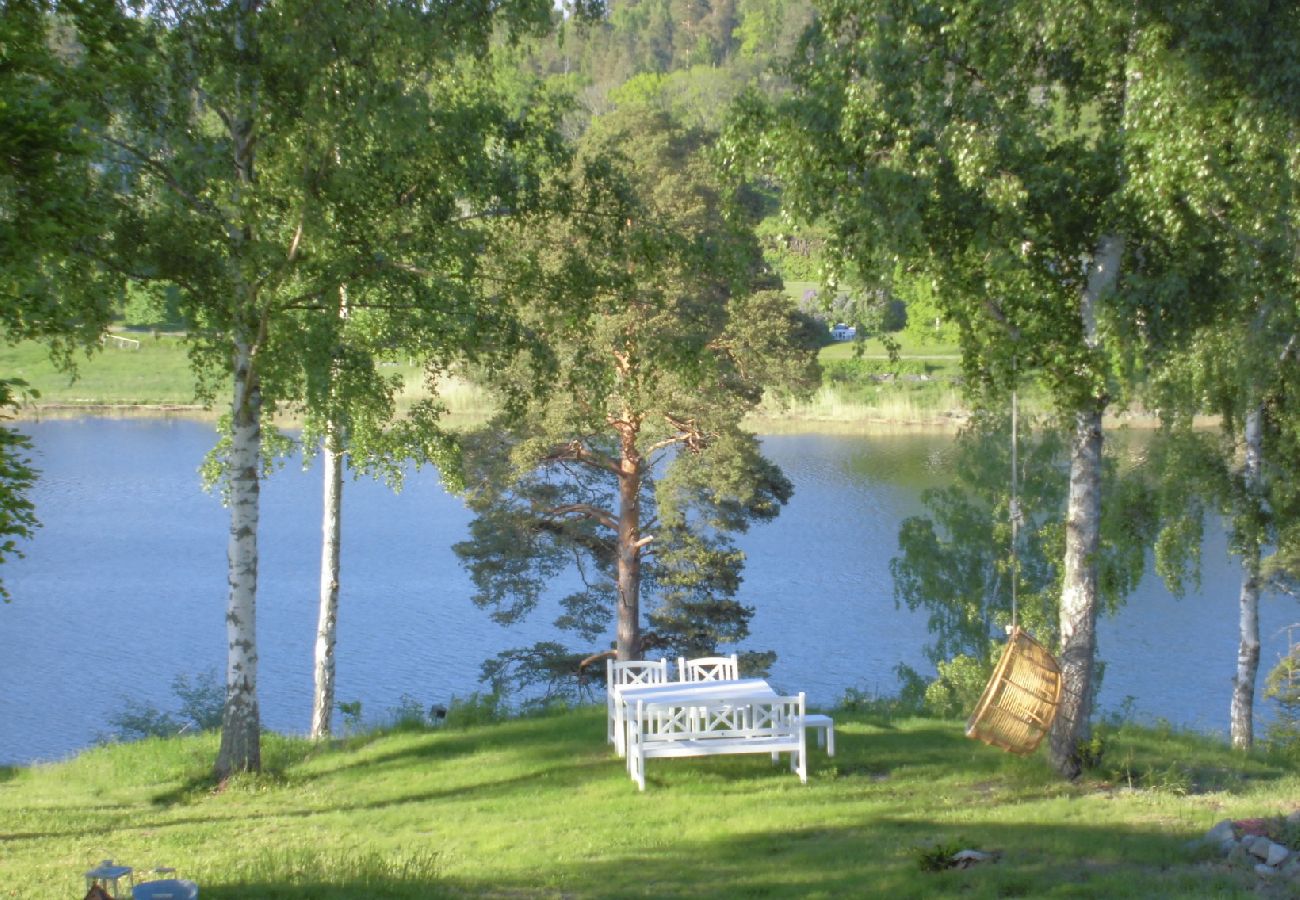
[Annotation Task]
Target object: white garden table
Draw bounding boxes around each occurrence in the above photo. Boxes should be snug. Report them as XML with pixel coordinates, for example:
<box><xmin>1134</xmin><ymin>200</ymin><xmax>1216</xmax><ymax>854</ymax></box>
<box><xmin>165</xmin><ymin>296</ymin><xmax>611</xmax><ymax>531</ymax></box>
<box><xmin>611</xmin><ymin>678</ymin><xmax>777</xmax><ymax>758</ymax></box>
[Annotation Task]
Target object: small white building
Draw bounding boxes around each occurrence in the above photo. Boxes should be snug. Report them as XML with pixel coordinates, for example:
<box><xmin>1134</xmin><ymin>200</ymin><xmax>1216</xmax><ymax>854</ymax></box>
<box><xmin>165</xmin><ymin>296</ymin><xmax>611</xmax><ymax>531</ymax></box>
<box><xmin>830</xmin><ymin>323</ymin><xmax>857</xmax><ymax>341</ymax></box>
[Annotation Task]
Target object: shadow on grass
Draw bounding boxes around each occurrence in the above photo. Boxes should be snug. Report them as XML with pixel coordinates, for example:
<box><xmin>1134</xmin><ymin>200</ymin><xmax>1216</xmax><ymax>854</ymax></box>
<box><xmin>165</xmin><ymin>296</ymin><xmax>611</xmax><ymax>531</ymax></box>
<box><xmin>191</xmin><ymin>818</ymin><xmax>1261</xmax><ymax>899</ymax></box>
<box><xmin>287</xmin><ymin>711</ymin><xmax>607</xmax><ymax>787</ymax></box>
<box><xmin>89</xmin><ymin>758</ymin><xmax>611</xmax><ymax>844</ymax></box>
<box><xmin>0</xmin><ymin>765</ymin><xmax>17</xmax><ymax>784</ymax></box>
<box><xmin>435</xmin><ymin>818</ymin><xmax>1260</xmax><ymax>899</ymax></box>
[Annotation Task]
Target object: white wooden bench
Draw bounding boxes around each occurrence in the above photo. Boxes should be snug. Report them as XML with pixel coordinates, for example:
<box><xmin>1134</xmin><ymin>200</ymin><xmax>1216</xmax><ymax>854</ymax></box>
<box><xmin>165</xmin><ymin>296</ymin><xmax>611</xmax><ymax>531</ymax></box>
<box><xmin>626</xmin><ymin>693</ymin><xmax>807</xmax><ymax>790</ymax></box>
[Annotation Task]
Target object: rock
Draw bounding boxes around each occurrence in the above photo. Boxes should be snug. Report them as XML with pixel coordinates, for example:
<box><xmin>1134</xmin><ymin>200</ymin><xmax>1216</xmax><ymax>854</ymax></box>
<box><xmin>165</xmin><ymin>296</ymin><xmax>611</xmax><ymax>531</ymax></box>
<box><xmin>1206</xmin><ymin>820</ymin><xmax>1237</xmax><ymax>844</ymax></box>
<box><xmin>1255</xmin><ymin>863</ymin><xmax>1277</xmax><ymax>878</ymax></box>
<box><xmin>1219</xmin><ymin>839</ymin><xmax>1238</xmax><ymax>857</ymax></box>
<box><xmin>1266</xmin><ymin>842</ymin><xmax>1291</xmax><ymax>867</ymax></box>
<box><xmin>1248</xmin><ymin>835</ymin><xmax>1274</xmax><ymax>860</ymax></box>
<box><xmin>949</xmin><ymin>849</ymin><xmax>999</xmax><ymax>869</ymax></box>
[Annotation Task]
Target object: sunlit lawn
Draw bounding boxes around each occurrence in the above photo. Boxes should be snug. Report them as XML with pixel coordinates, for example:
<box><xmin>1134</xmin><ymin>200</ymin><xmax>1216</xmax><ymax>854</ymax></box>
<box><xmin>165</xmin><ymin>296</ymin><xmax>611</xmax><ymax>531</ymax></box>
<box><xmin>2</xmin><ymin>708</ymin><xmax>1295</xmax><ymax>898</ymax></box>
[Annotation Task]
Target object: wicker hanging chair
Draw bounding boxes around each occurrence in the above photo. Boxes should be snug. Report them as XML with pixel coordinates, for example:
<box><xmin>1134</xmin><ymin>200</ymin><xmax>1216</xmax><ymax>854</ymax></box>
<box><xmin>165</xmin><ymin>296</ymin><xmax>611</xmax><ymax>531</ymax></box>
<box><xmin>964</xmin><ymin>384</ymin><xmax>1063</xmax><ymax>755</ymax></box>
<box><xmin>966</xmin><ymin>625</ymin><xmax>1062</xmax><ymax>755</ymax></box>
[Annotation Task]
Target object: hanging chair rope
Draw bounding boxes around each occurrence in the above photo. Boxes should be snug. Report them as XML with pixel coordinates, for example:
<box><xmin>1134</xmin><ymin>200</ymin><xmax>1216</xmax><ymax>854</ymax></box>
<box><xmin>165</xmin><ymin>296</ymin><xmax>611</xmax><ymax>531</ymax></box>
<box><xmin>964</xmin><ymin>376</ymin><xmax>1063</xmax><ymax>755</ymax></box>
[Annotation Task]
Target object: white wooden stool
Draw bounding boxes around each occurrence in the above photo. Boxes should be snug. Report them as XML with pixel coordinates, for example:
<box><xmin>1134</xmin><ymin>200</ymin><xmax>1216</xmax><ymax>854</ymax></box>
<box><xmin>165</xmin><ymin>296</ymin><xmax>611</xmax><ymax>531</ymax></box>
<box><xmin>805</xmin><ymin>714</ymin><xmax>835</xmax><ymax>755</ymax></box>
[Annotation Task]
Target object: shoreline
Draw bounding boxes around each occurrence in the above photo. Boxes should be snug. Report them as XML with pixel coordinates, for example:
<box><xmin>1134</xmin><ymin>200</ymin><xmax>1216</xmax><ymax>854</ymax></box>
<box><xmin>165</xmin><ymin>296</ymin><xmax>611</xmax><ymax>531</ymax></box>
<box><xmin>13</xmin><ymin>401</ymin><xmax>1219</xmax><ymax>434</ymax></box>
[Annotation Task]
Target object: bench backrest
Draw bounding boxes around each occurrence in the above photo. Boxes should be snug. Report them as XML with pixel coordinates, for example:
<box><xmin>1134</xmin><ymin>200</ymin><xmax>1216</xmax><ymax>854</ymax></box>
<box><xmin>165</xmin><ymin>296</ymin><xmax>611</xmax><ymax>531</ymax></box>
<box><xmin>637</xmin><ymin>693</ymin><xmax>804</xmax><ymax>745</ymax></box>
<box><xmin>677</xmin><ymin>653</ymin><xmax>739</xmax><ymax>682</ymax></box>
<box><xmin>607</xmin><ymin>658</ymin><xmax>670</xmax><ymax>694</ymax></box>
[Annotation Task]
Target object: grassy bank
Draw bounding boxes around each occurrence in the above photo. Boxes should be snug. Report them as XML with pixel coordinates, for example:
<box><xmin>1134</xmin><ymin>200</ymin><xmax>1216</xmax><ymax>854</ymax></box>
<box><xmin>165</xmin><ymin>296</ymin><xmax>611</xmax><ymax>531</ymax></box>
<box><xmin>2</xmin><ymin>707</ymin><xmax>1296</xmax><ymax>898</ymax></box>
<box><xmin>0</xmin><ymin>334</ymin><xmax>975</xmax><ymax>429</ymax></box>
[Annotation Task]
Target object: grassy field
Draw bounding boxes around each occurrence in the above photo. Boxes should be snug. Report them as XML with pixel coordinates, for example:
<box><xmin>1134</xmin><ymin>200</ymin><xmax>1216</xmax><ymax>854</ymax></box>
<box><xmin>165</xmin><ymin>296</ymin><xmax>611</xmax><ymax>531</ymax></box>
<box><xmin>0</xmin><ymin>333</ymin><xmax>975</xmax><ymax>428</ymax></box>
<box><xmin>0</xmin><ymin>336</ymin><xmax>495</xmax><ymax>423</ymax></box>
<box><xmin>2</xmin><ymin>707</ymin><xmax>1296</xmax><ymax>898</ymax></box>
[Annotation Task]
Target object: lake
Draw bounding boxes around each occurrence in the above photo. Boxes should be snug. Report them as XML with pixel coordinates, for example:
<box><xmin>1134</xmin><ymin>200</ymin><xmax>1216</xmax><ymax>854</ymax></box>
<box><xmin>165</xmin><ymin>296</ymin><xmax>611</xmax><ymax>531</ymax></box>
<box><xmin>0</xmin><ymin>418</ymin><xmax>1293</xmax><ymax>766</ymax></box>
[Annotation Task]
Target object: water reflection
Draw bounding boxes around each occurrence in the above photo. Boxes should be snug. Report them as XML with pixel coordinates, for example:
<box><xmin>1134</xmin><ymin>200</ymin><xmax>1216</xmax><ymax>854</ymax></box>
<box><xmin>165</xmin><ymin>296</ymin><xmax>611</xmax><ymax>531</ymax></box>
<box><xmin>0</xmin><ymin>419</ymin><xmax>1290</xmax><ymax>764</ymax></box>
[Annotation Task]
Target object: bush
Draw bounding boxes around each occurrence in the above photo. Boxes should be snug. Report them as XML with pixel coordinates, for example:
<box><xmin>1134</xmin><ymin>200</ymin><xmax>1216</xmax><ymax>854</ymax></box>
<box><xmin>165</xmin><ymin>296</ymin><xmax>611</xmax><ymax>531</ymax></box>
<box><xmin>104</xmin><ymin>698</ymin><xmax>184</xmax><ymax>741</ymax></box>
<box><xmin>387</xmin><ymin>694</ymin><xmax>432</xmax><ymax>731</ymax></box>
<box><xmin>443</xmin><ymin>692</ymin><xmax>505</xmax><ymax>730</ymax></box>
<box><xmin>102</xmin><ymin>667</ymin><xmax>223</xmax><ymax>743</ymax></box>
<box><xmin>172</xmin><ymin>669</ymin><xmax>223</xmax><ymax>731</ymax></box>
<box><xmin>923</xmin><ymin>654</ymin><xmax>991</xmax><ymax>718</ymax></box>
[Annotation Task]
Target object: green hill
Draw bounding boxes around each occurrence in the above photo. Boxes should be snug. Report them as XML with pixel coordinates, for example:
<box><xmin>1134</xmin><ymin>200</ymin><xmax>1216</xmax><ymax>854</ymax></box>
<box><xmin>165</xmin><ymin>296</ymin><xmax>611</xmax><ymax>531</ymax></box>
<box><xmin>3</xmin><ymin>707</ymin><xmax>1295</xmax><ymax>898</ymax></box>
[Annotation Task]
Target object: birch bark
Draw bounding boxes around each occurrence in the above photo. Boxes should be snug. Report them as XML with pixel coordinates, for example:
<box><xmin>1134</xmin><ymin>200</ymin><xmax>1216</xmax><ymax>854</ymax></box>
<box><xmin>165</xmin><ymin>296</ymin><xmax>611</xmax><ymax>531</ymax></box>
<box><xmin>1048</xmin><ymin>234</ymin><xmax>1122</xmax><ymax>779</ymax></box>
<box><xmin>1230</xmin><ymin>404</ymin><xmax>1263</xmax><ymax>749</ymax></box>
<box><xmin>311</xmin><ymin>420</ymin><xmax>344</xmax><ymax>739</ymax></box>
<box><xmin>215</xmin><ymin>332</ymin><xmax>262</xmax><ymax>778</ymax></box>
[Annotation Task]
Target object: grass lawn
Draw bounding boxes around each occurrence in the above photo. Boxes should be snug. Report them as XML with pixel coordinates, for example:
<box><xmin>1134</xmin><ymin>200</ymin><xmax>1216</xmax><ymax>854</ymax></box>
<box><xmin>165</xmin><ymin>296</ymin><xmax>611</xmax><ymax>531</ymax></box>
<box><xmin>0</xmin><ymin>334</ymin><xmax>207</xmax><ymax>406</ymax></box>
<box><xmin>2</xmin><ymin>708</ymin><xmax>1296</xmax><ymax>898</ymax></box>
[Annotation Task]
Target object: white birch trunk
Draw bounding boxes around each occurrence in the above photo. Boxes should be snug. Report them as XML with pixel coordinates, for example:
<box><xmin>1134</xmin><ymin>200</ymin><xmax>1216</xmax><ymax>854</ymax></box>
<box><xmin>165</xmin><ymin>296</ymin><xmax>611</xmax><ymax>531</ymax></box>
<box><xmin>311</xmin><ymin>422</ymin><xmax>344</xmax><ymax>739</ymax></box>
<box><xmin>1230</xmin><ymin>404</ymin><xmax>1263</xmax><ymax>749</ymax></box>
<box><xmin>215</xmin><ymin>334</ymin><xmax>262</xmax><ymax>778</ymax></box>
<box><xmin>214</xmin><ymin>0</ymin><xmax>261</xmax><ymax>779</ymax></box>
<box><xmin>1048</xmin><ymin>234</ymin><xmax>1122</xmax><ymax>779</ymax></box>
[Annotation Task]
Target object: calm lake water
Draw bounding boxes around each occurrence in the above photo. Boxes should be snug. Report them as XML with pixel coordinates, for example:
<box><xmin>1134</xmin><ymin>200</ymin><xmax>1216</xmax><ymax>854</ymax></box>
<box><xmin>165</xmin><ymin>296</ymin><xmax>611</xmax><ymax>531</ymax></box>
<box><xmin>0</xmin><ymin>418</ymin><xmax>1294</xmax><ymax>766</ymax></box>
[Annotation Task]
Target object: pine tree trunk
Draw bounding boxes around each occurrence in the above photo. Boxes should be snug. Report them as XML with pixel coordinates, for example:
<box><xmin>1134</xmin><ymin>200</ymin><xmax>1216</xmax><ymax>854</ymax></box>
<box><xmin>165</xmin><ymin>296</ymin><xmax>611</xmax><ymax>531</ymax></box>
<box><xmin>1231</xmin><ymin>404</ymin><xmax>1263</xmax><ymax>749</ymax></box>
<box><xmin>615</xmin><ymin>430</ymin><xmax>643</xmax><ymax>661</ymax></box>
<box><xmin>215</xmin><ymin>334</ymin><xmax>262</xmax><ymax>779</ymax></box>
<box><xmin>1047</xmin><ymin>234</ymin><xmax>1122</xmax><ymax>780</ymax></box>
<box><xmin>311</xmin><ymin>421</ymin><xmax>344</xmax><ymax>739</ymax></box>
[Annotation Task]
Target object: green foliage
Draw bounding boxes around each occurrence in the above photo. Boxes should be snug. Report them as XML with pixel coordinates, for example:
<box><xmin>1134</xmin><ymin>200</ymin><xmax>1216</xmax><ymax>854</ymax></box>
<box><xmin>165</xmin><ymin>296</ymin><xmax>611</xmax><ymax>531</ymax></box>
<box><xmin>913</xmin><ymin>840</ymin><xmax>965</xmax><ymax>873</ymax></box>
<box><xmin>892</xmin><ymin>410</ymin><xmax>1155</xmax><ymax>670</ymax></box>
<box><xmin>891</xmin><ymin>411</ymin><xmax>1067</xmax><ymax>665</ymax></box>
<box><xmin>102</xmin><ymin>668</ymin><xmax>223</xmax><ymax>742</ymax></box>
<box><xmin>103</xmin><ymin>698</ymin><xmax>184</xmax><ymax>743</ymax></box>
<box><xmin>0</xmin><ymin>0</ymin><xmax>122</xmax><ymax>359</ymax></box>
<box><xmin>480</xmin><ymin>642</ymin><xmax>598</xmax><ymax>704</ymax></box>
<box><xmin>923</xmin><ymin>654</ymin><xmax>992</xmax><ymax>720</ymax></box>
<box><xmin>336</xmin><ymin>701</ymin><xmax>364</xmax><ymax>737</ymax></box>
<box><xmin>443</xmin><ymin>692</ymin><xmax>506</xmax><ymax>730</ymax></box>
<box><xmin>1263</xmin><ymin>640</ymin><xmax>1300</xmax><ymax>754</ymax></box>
<box><xmin>121</xmin><ymin>282</ymin><xmax>183</xmax><ymax>330</ymax></box>
<box><xmin>171</xmin><ymin>670</ymin><xmax>224</xmax><ymax>732</ymax></box>
<box><xmin>0</xmin><ymin>381</ymin><xmax>38</xmax><ymax>601</ymax></box>
<box><xmin>456</xmin><ymin>104</ymin><xmax>819</xmax><ymax>693</ymax></box>
<box><xmin>385</xmin><ymin>694</ymin><xmax>436</xmax><ymax>733</ymax></box>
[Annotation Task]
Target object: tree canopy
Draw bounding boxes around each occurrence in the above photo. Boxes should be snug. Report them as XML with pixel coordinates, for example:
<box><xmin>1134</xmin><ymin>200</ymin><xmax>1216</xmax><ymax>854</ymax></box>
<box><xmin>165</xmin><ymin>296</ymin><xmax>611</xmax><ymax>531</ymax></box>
<box><xmin>455</xmin><ymin>103</ymin><xmax>819</xmax><ymax>697</ymax></box>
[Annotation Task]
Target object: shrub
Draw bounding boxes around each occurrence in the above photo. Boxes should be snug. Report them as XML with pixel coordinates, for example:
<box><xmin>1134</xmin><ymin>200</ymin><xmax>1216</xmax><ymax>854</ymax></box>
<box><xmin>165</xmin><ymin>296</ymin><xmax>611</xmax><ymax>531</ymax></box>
<box><xmin>172</xmin><ymin>669</ymin><xmax>223</xmax><ymax>731</ymax></box>
<box><xmin>923</xmin><ymin>654</ymin><xmax>991</xmax><ymax>719</ymax></box>
<box><xmin>104</xmin><ymin>698</ymin><xmax>184</xmax><ymax>742</ymax></box>
<box><xmin>443</xmin><ymin>692</ymin><xmax>505</xmax><ymax>730</ymax></box>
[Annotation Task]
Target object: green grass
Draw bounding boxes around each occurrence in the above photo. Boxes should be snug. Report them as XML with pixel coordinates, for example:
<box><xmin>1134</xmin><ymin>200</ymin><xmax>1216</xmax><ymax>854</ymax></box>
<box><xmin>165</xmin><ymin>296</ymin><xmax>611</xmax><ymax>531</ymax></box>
<box><xmin>817</xmin><ymin>333</ymin><xmax>961</xmax><ymax>360</ymax></box>
<box><xmin>0</xmin><ymin>337</ymin><xmax>495</xmax><ymax>423</ymax></box>
<box><xmin>2</xmin><ymin>710</ymin><xmax>1295</xmax><ymax>898</ymax></box>
<box><xmin>1</xmin><ymin>334</ymin><xmax>206</xmax><ymax>406</ymax></box>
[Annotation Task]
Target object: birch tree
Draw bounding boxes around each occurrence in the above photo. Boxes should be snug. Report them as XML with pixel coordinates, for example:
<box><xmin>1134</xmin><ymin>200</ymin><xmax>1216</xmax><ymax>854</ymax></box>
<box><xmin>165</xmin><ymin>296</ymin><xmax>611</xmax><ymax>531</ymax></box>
<box><xmin>735</xmin><ymin>0</ymin><xmax>1212</xmax><ymax>777</ymax></box>
<box><xmin>108</xmin><ymin>0</ymin><xmax>563</xmax><ymax>776</ymax></box>
<box><xmin>1121</xmin><ymin>1</ymin><xmax>1300</xmax><ymax>749</ymax></box>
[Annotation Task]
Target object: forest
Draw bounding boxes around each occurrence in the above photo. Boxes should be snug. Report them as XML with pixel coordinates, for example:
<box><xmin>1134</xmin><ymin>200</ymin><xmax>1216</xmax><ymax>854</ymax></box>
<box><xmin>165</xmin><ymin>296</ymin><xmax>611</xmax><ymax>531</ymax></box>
<box><xmin>4</xmin><ymin>0</ymin><xmax>1299</xmax><ymax>792</ymax></box>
